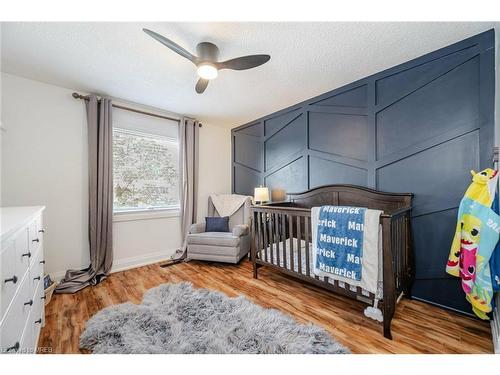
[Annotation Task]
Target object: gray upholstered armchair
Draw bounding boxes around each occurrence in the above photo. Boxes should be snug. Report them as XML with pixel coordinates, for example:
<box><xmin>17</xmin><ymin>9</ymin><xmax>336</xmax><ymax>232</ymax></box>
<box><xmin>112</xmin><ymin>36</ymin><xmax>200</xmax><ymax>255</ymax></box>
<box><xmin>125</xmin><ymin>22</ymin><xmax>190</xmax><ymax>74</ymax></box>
<box><xmin>186</xmin><ymin>196</ymin><xmax>252</xmax><ymax>263</ymax></box>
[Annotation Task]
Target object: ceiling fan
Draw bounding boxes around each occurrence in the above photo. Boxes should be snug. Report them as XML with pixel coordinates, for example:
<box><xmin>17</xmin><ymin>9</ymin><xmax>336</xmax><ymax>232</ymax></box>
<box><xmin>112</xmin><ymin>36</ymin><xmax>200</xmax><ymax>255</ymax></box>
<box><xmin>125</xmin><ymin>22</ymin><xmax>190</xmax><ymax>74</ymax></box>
<box><xmin>143</xmin><ymin>29</ymin><xmax>271</xmax><ymax>94</ymax></box>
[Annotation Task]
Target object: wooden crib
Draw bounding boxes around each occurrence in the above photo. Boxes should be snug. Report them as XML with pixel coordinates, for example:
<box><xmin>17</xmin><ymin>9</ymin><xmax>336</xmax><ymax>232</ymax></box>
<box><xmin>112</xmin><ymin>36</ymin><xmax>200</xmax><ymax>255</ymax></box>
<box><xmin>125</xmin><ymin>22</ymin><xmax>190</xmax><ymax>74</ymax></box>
<box><xmin>250</xmin><ymin>184</ymin><xmax>413</xmax><ymax>339</ymax></box>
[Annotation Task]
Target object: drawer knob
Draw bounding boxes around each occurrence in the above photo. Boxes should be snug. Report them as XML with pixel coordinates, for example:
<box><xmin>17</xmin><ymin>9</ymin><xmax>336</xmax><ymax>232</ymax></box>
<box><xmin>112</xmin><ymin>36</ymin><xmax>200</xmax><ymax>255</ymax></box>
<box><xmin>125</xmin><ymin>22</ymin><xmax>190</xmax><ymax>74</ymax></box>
<box><xmin>35</xmin><ymin>318</ymin><xmax>42</xmax><ymax>324</ymax></box>
<box><xmin>32</xmin><ymin>238</ymin><xmax>40</xmax><ymax>243</ymax></box>
<box><xmin>24</xmin><ymin>299</ymin><xmax>33</xmax><ymax>306</ymax></box>
<box><xmin>38</xmin><ymin>229</ymin><xmax>45</xmax><ymax>233</ymax></box>
<box><xmin>6</xmin><ymin>342</ymin><xmax>20</xmax><ymax>353</ymax></box>
<box><xmin>33</xmin><ymin>276</ymin><xmax>41</xmax><ymax>281</ymax></box>
<box><xmin>40</xmin><ymin>260</ymin><xmax>46</xmax><ymax>264</ymax></box>
<box><xmin>4</xmin><ymin>275</ymin><xmax>18</xmax><ymax>284</ymax></box>
<box><xmin>22</xmin><ymin>252</ymin><xmax>32</xmax><ymax>258</ymax></box>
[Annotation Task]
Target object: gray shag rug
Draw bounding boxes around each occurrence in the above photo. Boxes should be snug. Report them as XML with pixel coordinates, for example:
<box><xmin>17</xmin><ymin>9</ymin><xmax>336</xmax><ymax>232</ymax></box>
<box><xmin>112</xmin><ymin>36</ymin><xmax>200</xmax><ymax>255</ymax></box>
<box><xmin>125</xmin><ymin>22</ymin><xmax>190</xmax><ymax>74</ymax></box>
<box><xmin>80</xmin><ymin>282</ymin><xmax>349</xmax><ymax>354</ymax></box>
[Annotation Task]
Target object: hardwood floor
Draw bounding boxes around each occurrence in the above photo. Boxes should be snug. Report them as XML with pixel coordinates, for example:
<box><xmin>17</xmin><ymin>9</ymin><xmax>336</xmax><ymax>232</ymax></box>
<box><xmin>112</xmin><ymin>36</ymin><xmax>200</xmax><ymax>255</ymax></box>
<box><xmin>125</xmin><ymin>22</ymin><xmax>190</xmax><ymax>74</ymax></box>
<box><xmin>39</xmin><ymin>259</ymin><xmax>493</xmax><ymax>354</ymax></box>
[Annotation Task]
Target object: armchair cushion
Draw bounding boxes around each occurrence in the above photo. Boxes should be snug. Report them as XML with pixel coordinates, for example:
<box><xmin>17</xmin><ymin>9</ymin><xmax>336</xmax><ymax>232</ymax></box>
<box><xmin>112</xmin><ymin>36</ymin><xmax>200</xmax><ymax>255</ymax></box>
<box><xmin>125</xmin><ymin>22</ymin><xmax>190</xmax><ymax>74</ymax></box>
<box><xmin>232</xmin><ymin>224</ymin><xmax>249</xmax><ymax>237</ymax></box>
<box><xmin>187</xmin><ymin>232</ymin><xmax>240</xmax><ymax>247</ymax></box>
<box><xmin>189</xmin><ymin>222</ymin><xmax>206</xmax><ymax>234</ymax></box>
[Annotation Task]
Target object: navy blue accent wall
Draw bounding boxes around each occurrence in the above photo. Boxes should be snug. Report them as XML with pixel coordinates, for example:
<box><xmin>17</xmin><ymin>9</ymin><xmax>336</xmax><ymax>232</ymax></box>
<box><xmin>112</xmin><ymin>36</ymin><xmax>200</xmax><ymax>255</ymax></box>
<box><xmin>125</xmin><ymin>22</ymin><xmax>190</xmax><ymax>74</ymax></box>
<box><xmin>231</xmin><ymin>29</ymin><xmax>495</xmax><ymax>314</ymax></box>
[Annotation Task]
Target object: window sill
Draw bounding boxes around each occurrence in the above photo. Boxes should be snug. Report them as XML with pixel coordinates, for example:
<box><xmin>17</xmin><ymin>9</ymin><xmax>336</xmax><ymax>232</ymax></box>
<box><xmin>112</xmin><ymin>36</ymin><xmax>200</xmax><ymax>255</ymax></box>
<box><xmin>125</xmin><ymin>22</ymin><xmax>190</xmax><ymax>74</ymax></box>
<box><xmin>113</xmin><ymin>208</ymin><xmax>180</xmax><ymax>222</ymax></box>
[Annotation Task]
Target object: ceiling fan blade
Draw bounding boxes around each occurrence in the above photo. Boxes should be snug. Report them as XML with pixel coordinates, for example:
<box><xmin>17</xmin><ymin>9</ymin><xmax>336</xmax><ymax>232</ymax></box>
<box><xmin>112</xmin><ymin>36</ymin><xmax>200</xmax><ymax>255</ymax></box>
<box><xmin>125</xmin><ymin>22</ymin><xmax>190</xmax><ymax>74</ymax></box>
<box><xmin>143</xmin><ymin>28</ymin><xmax>197</xmax><ymax>63</ymax></box>
<box><xmin>195</xmin><ymin>78</ymin><xmax>209</xmax><ymax>94</ymax></box>
<box><xmin>217</xmin><ymin>54</ymin><xmax>270</xmax><ymax>71</ymax></box>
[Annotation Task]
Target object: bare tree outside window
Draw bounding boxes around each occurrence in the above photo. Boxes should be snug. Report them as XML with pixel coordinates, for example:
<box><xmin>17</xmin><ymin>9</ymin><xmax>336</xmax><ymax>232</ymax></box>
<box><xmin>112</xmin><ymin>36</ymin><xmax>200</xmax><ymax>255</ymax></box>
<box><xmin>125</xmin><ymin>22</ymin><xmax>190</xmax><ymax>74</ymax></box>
<box><xmin>113</xmin><ymin>128</ymin><xmax>179</xmax><ymax>211</ymax></box>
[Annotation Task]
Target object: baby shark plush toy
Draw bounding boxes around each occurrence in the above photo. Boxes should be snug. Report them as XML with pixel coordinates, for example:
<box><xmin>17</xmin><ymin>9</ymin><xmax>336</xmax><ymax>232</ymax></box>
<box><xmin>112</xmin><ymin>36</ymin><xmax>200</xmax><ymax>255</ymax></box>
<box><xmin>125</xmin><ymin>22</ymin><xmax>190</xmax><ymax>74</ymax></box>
<box><xmin>455</xmin><ymin>214</ymin><xmax>481</xmax><ymax>294</ymax></box>
<box><xmin>446</xmin><ymin>168</ymin><xmax>500</xmax><ymax>319</ymax></box>
<box><xmin>466</xmin><ymin>169</ymin><xmax>498</xmax><ymax>205</ymax></box>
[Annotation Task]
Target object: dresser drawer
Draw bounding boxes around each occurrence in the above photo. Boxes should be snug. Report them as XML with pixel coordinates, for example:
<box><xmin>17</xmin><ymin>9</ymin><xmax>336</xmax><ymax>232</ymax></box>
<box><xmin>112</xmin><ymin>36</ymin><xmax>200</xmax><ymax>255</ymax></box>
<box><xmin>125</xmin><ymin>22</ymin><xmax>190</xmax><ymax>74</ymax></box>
<box><xmin>0</xmin><ymin>274</ymin><xmax>32</xmax><ymax>353</ymax></box>
<box><xmin>29</xmin><ymin>248</ymin><xmax>44</xmax><ymax>294</ymax></box>
<box><xmin>1</xmin><ymin>227</ymin><xmax>30</xmax><ymax>320</ymax></box>
<box><xmin>0</xmin><ymin>206</ymin><xmax>46</xmax><ymax>354</ymax></box>
<box><xmin>32</xmin><ymin>280</ymin><xmax>45</xmax><ymax>346</ymax></box>
<box><xmin>28</xmin><ymin>217</ymin><xmax>42</xmax><ymax>264</ymax></box>
<box><xmin>15</xmin><ymin>227</ymin><xmax>30</xmax><ymax>278</ymax></box>
<box><xmin>0</xmin><ymin>239</ymin><xmax>17</xmax><ymax>318</ymax></box>
<box><xmin>36</xmin><ymin>214</ymin><xmax>45</xmax><ymax>248</ymax></box>
<box><xmin>20</xmin><ymin>309</ymin><xmax>35</xmax><ymax>353</ymax></box>
<box><xmin>16</xmin><ymin>272</ymin><xmax>44</xmax><ymax>354</ymax></box>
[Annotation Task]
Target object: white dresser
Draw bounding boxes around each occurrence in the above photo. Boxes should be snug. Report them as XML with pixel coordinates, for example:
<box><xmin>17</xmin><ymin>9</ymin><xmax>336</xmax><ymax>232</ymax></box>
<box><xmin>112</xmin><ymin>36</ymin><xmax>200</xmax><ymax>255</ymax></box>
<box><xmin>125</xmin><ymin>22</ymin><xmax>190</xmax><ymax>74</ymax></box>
<box><xmin>0</xmin><ymin>206</ymin><xmax>46</xmax><ymax>354</ymax></box>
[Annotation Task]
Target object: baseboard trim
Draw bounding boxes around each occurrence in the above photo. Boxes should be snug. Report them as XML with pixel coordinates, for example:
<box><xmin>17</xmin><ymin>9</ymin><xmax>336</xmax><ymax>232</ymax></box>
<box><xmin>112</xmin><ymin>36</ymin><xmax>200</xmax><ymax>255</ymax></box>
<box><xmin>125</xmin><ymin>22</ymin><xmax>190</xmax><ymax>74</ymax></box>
<box><xmin>49</xmin><ymin>248</ymin><xmax>177</xmax><ymax>282</ymax></box>
<box><xmin>50</xmin><ymin>270</ymin><xmax>67</xmax><ymax>282</ymax></box>
<box><xmin>111</xmin><ymin>249</ymin><xmax>176</xmax><ymax>273</ymax></box>
<box><xmin>411</xmin><ymin>296</ymin><xmax>476</xmax><ymax>318</ymax></box>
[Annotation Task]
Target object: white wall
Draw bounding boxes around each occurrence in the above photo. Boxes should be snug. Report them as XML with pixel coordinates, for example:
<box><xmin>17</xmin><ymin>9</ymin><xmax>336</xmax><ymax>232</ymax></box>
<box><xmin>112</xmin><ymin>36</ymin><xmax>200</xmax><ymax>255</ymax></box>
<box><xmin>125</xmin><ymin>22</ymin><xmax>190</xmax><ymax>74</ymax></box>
<box><xmin>1</xmin><ymin>73</ymin><xmax>90</xmax><ymax>275</ymax></box>
<box><xmin>197</xmin><ymin>122</ymin><xmax>233</xmax><ymax>221</ymax></box>
<box><xmin>0</xmin><ymin>73</ymin><xmax>231</xmax><ymax>276</ymax></box>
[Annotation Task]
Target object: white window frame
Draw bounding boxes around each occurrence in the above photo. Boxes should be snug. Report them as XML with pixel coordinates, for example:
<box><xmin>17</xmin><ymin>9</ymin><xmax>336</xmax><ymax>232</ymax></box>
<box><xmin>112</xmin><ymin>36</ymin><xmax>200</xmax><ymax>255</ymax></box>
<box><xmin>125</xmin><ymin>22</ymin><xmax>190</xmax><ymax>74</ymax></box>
<box><xmin>112</xmin><ymin>127</ymin><xmax>180</xmax><ymax>222</ymax></box>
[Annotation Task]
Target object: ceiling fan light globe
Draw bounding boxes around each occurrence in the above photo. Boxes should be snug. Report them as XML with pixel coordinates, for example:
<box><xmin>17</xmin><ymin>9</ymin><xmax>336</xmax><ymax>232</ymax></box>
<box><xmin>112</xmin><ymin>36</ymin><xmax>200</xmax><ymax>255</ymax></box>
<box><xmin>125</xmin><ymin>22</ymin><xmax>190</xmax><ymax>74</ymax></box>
<box><xmin>197</xmin><ymin>64</ymin><xmax>218</xmax><ymax>80</ymax></box>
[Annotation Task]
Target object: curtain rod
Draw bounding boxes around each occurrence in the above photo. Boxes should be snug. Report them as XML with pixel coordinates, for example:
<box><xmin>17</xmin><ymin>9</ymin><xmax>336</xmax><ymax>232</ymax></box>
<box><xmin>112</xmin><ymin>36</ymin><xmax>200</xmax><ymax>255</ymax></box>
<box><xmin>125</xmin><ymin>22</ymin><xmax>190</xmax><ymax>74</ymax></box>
<box><xmin>72</xmin><ymin>92</ymin><xmax>202</xmax><ymax>127</ymax></box>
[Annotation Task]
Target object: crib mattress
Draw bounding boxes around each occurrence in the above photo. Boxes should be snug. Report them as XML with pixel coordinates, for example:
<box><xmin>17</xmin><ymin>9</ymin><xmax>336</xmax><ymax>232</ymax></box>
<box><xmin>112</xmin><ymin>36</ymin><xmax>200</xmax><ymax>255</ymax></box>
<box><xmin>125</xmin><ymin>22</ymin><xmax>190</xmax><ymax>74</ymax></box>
<box><xmin>259</xmin><ymin>238</ymin><xmax>379</xmax><ymax>298</ymax></box>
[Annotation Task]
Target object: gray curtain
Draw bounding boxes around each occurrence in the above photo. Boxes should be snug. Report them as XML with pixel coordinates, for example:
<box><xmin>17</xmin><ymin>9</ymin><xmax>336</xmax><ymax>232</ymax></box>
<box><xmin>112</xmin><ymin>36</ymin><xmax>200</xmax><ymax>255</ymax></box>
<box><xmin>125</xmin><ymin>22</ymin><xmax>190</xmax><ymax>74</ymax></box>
<box><xmin>56</xmin><ymin>95</ymin><xmax>114</xmax><ymax>294</ymax></box>
<box><xmin>178</xmin><ymin>118</ymin><xmax>200</xmax><ymax>256</ymax></box>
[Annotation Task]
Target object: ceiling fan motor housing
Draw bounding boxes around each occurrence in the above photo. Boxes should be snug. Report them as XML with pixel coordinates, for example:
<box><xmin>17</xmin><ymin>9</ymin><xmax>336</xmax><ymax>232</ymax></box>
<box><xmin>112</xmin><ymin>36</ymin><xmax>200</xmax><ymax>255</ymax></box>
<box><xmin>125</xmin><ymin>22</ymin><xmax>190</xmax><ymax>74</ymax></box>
<box><xmin>142</xmin><ymin>29</ymin><xmax>270</xmax><ymax>93</ymax></box>
<box><xmin>196</xmin><ymin>42</ymin><xmax>220</xmax><ymax>64</ymax></box>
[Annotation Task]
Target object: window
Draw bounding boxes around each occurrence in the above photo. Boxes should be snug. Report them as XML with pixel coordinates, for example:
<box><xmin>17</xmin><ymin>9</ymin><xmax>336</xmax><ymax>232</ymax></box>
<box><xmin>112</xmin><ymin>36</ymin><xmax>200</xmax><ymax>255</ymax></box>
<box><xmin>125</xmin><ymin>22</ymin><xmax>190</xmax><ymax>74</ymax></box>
<box><xmin>112</xmin><ymin>107</ymin><xmax>179</xmax><ymax>215</ymax></box>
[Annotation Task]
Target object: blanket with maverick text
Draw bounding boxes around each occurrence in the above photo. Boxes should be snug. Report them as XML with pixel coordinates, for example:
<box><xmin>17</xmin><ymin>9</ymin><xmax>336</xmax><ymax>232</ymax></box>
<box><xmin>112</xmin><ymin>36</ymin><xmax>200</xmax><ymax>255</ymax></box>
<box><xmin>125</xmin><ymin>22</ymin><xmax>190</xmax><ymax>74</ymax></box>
<box><xmin>312</xmin><ymin>206</ymin><xmax>383</xmax><ymax>296</ymax></box>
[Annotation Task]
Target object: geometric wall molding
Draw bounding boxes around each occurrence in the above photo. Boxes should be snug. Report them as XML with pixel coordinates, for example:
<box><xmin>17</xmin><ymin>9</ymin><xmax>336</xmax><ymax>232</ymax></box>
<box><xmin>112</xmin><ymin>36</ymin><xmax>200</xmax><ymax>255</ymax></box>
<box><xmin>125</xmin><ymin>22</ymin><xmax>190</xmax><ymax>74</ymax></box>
<box><xmin>233</xmin><ymin>164</ymin><xmax>261</xmax><ymax>196</ymax></box>
<box><xmin>377</xmin><ymin>130</ymin><xmax>480</xmax><ymax>217</ymax></box>
<box><xmin>264</xmin><ymin>156</ymin><xmax>308</xmax><ymax>195</ymax></box>
<box><xmin>309</xmin><ymin>111</ymin><xmax>369</xmax><ymax>161</ymax></box>
<box><xmin>309</xmin><ymin>156</ymin><xmax>368</xmax><ymax>188</ymax></box>
<box><xmin>376</xmin><ymin>56</ymin><xmax>480</xmax><ymax>160</ymax></box>
<box><xmin>264</xmin><ymin>108</ymin><xmax>302</xmax><ymax>137</ymax></box>
<box><xmin>234</xmin><ymin>133</ymin><xmax>262</xmax><ymax>172</ymax></box>
<box><xmin>375</xmin><ymin>44</ymin><xmax>478</xmax><ymax>108</ymax></box>
<box><xmin>310</xmin><ymin>84</ymin><xmax>367</xmax><ymax>108</ymax></box>
<box><xmin>265</xmin><ymin>113</ymin><xmax>306</xmax><ymax>171</ymax></box>
<box><xmin>232</xmin><ymin>29</ymin><xmax>495</xmax><ymax>314</ymax></box>
<box><xmin>235</xmin><ymin>121</ymin><xmax>262</xmax><ymax>137</ymax></box>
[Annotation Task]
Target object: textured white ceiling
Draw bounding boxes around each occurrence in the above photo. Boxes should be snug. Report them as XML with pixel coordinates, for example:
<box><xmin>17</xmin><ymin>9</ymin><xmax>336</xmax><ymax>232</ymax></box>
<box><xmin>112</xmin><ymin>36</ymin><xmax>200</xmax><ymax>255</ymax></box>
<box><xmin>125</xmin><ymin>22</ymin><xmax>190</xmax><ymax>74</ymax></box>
<box><xmin>1</xmin><ymin>22</ymin><xmax>498</xmax><ymax>128</ymax></box>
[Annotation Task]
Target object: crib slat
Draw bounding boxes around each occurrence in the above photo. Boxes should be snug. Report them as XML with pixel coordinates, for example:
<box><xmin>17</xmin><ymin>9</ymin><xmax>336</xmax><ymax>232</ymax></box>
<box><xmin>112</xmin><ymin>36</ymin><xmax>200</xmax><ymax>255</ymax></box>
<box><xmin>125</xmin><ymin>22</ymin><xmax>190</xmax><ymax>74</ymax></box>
<box><xmin>256</xmin><ymin>212</ymin><xmax>260</xmax><ymax>259</ymax></box>
<box><xmin>289</xmin><ymin>215</ymin><xmax>295</xmax><ymax>272</ymax></box>
<box><xmin>396</xmin><ymin>218</ymin><xmax>400</xmax><ymax>291</ymax></box>
<box><xmin>391</xmin><ymin>220</ymin><xmax>395</xmax><ymax>289</ymax></box>
<box><xmin>406</xmin><ymin>214</ymin><xmax>411</xmax><ymax>294</ymax></box>
<box><xmin>397</xmin><ymin>218</ymin><xmax>400</xmax><ymax>290</ymax></box>
<box><xmin>262</xmin><ymin>212</ymin><xmax>268</xmax><ymax>263</ymax></box>
<box><xmin>393</xmin><ymin>219</ymin><xmax>397</xmax><ymax>290</ymax></box>
<box><xmin>281</xmin><ymin>213</ymin><xmax>287</xmax><ymax>269</ymax></box>
<box><xmin>269</xmin><ymin>213</ymin><xmax>274</xmax><ymax>264</ymax></box>
<box><xmin>251</xmin><ymin>211</ymin><xmax>256</xmax><ymax>260</ymax></box>
<box><xmin>297</xmin><ymin>215</ymin><xmax>302</xmax><ymax>275</ymax></box>
<box><xmin>275</xmin><ymin>213</ymin><xmax>281</xmax><ymax>267</ymax></box>
<box><xmin>403</xmin><ymin>215</ymin><xmax>408</xmax><ymax>292</ymax></box>
<box><xmin>398</xmin><ymin>218</ymin><xmax>402</xmax><ymax>291</ymax></box>
<box><xmin>304</xmin><ymin>216</ymin><xmax>310</xmax><ymax>276</ymax></box>
<box><xmin>256</xmin><ymin>212</ymin><xmax>261</xmax><ymax>260</ymax></box>
<box><xmin>398</xmin><ymin>216</ymin><xmax>405</xmax><ymax>290</ymax></box>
